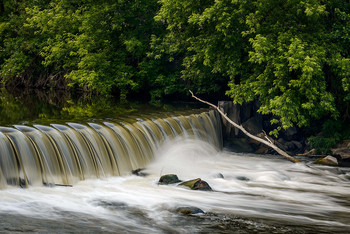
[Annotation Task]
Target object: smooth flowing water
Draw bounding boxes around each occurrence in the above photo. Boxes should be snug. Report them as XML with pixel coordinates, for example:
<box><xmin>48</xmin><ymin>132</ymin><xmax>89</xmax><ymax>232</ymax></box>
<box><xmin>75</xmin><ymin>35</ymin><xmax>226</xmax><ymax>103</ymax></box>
<box><xmin>0</xmin><ymin>139</ymin><xmax>349</xmax><ymax>233</ymax></box>
<box><xmin>0</xmin><ymin>89</ymin><xmax>349</xmax><ymax>233</ymax></box>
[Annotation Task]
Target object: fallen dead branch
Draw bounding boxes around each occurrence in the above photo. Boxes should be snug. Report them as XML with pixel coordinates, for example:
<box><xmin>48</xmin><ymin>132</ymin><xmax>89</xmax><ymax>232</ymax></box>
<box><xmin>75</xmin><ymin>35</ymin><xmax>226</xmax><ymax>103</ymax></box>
<box><xmin>189</xmin><ymin>90</ymin><xmax>300</xmax><ymax>163</ymax></box>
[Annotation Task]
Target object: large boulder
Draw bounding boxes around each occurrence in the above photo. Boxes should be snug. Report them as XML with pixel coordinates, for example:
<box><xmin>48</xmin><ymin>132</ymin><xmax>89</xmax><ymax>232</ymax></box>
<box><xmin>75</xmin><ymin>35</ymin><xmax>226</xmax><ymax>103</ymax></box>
<box><xmin>179</xmin><ymin>178</ymin><xmax>212</xmax><ymax>191</ymax></box>
<box><xmin>315</xmin><ymin>156</ymin><xmax>338</xmax><ymax>166</ymax></box>
<box><xmin>158</xmin><ymin>174</ymin><xmax>181</xmax><ymax>185</ymax></box>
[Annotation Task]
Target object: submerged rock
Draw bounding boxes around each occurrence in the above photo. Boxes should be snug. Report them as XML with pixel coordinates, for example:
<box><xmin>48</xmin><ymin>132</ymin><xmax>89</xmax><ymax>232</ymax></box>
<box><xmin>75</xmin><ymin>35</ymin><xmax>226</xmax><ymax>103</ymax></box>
<box><xmin>176</xmin><ymin>206</ymin><xmax>204</xmax><ymax>215</ymax></box>
<box><xmin>236</xmin><ymin>176</ymin><xmax>250</xmax><ymax>181</ymax></box>
<box><xmin>179</xmin><ymin>178</ymin><xmax>212</xmax><ymax>191</ymax></box>
<box><xmin>19</xmin><ymin>178</ymin><xmax>26</xmax><ymax>188</ymax></box>
<box><xmin>158</xmin><ymin>174</ymin><xmax>181</xmax><ymax>185</ymax></box>
<box><xmin>214</xmin><ymin>173</ymin><xmax>224</xmax><ymax>179</ymax></box>
<box><xmin>315</xmin><ymin>156</ymin><xmax>338</xmax><ymax>166</ymax></box>
<box><xmin>132</xmin><ymin>168</ymin><xmax>149</xmax><ymax>177</ymax></box>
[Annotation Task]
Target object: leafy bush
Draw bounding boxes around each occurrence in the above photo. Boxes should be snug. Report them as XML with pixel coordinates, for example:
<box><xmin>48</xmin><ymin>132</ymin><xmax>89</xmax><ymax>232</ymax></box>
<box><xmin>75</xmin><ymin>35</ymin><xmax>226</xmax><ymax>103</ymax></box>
<box><xmin>307</xmin><ymin>119</ymin><xmax>345</xmax><ymax>154</ymax></box>
<box><xmin>308</xmin><ymin>136</ymin><xmax>338</xmax><ymax>154</ymax></box>
<box><xmin>321</xmin><ymin>119</ymin><xmax>342</xmax><ymax>137</ymax></box>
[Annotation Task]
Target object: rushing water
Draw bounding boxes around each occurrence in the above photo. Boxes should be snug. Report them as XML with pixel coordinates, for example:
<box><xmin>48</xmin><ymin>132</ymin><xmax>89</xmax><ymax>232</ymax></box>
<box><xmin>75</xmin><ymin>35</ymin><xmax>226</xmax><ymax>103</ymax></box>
<box><xmin>0</xmin><ymin>139</ymin><xmax>349</xmax><ymax>233</ymax></box>
<box><xmin>0</xmin><ymin>89</ymin><xmax>349</xmax><ymax>233</ymax></box>
<box><xmin>0</xmin><ymin>109</ymin><xmax>221</xmax><ymax>187</ymax></box>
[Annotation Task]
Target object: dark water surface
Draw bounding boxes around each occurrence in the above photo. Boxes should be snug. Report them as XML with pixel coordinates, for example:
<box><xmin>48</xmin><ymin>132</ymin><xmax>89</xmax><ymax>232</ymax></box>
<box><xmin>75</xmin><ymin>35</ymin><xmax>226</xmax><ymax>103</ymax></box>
<box><xmin>0</xmin><ymin>88</ymin><xmax>202</xmax><ymax>126</ymax></box>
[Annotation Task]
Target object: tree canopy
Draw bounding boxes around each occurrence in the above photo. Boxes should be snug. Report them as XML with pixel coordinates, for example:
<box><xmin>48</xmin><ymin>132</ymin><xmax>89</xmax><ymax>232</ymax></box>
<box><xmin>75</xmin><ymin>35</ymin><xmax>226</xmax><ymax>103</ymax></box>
<box><xmin>155</xmin><ymin>0</ymin><xmax>350</xmax><ymax>133</ymax></box>
<box><xmin>0</xmin><ymin>0</ymin><xmax>349</xmax><ymax>133</ymax></box>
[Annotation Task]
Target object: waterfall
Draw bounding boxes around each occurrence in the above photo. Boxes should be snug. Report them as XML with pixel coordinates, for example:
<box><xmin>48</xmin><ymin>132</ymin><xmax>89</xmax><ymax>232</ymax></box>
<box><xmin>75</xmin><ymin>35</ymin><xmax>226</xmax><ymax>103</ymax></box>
<box><xmin>0</xmin><ymin>110</ymin><xmax>222</xmax><ymax>188</ymax></box>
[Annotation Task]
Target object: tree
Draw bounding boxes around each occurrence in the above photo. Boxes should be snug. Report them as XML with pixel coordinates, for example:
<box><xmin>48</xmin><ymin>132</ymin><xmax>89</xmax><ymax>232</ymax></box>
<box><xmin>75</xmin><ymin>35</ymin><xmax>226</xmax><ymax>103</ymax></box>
<box><xmin>0</xmin><ymin>0</ymin><xmax>167</xmax><ymax>98</ymax></box>
<box><xmin>153</xmin><ymin>0</ymin><xmax>246</xmax><ymax>96</ymax></box>
<box><xmin>155</xmin><ymin>0</ymin><xmax>350</xmax><ymax>135</ymax></box>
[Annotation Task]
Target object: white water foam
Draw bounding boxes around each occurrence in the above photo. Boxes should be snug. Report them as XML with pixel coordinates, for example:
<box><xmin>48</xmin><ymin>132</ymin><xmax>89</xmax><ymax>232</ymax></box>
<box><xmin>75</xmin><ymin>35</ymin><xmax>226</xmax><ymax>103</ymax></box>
<box><xmin>0</xmin><ymin>139</ymin><xmax>349</xmax><ymax>232</ymax></box>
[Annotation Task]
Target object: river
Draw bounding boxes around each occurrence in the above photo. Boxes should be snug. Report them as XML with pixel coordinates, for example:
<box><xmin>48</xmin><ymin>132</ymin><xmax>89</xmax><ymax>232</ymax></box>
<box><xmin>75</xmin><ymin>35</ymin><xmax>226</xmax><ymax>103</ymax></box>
<box><xmin>0</xmin><ymin>139</ymin><xmax>349</xmax><ymax>233</ymax></box>
<box><xmin>0</xmin><ymin>89</ymin><xmax>349</xmax><ymax>233</ymax></box>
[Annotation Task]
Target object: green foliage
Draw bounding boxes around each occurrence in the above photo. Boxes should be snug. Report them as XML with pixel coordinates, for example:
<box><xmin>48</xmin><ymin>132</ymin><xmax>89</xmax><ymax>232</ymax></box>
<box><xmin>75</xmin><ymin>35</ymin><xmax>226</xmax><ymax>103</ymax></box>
<box><xmin>153</xmin><ymin>0</ymin><xmax>248</xmax><ymax>95</ymax></box>
<box><xmin>0</xmin><ymin>0</ymin><xmax>167</xmax><ymax>98</ymax></box>
<box><xmin>307</xmin><ymin>119</ymin><xmax>346</xmax><ymax>154</ymax></box>
<box><xmin>0</xmin><ymin>0</ymin><xmax>349</xmax><ymax>134</ymax></box>
<box><xmin>321</xmin><ymin>119</ymin><xmax>342</xmax><ymax>137</ymax></box>
<box><xmin>228</xmin><ymin>0</ymin><xmax>347</xmax><ymax>133</ymax></box>
<box><xmin>155</xmin><ymin>0</ymin><xmax>350</xmax><ymax>134</ymax></box>
<box><xmin>308</xmin><ymin>136</ymin><xmax>338</xmax><ymax>155</ymax></box>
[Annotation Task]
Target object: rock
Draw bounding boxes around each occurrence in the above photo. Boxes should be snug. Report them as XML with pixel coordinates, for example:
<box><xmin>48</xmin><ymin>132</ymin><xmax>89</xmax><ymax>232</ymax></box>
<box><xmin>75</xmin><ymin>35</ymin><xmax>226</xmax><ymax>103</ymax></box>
<box><xmin>275</xmin><ymin>140</ymin><xmax>287</xmax><ymax>152</ymax></box>
<box><xmin>218</xmin><ymin>101</ymin><xmax>241</xmax><ymax>137</ymax></box>
<box><xmin>304</xmin><ymin>148</ymin><xmax>317</xmax><ymax>156</ymax></box>
<box><xmin>331</xmin><ymin>140</ymin><xmax>350</xmax><ymax>160</ymax></box>
<box><xmin>236</xmin><ymin>176</ymin><xmax>250</xmax><ymax>181</ymax></box>
<box><xmin>240</xmin><ymin>102</ymin><xmax>253</xmax><ymax>123</ymax></box>
<box><xmin>214</xmin><ymin>173</ymin><xmax>224</xmax><ymax>179</ymax></box>
<box><xmin>226</xmin><ymin>138</ymin><xmax>255</xmax><ymax>153</ymax></box>
<box><xmin>277</xmin><ymin>138</ymin><xmax>286</xmax><ymax>144</ymax></box>
<box><xmin>193</xmin><ymin>180</ymin><xmax>212</xmax><ymax>191</ymax></box>
<box><xmin>179</xmin><ymin>178</ymin><xmax>200</xmax><ymax>189</ymax></box>
<box><xmin>19</xmin><ymin>178</ymin><xmax>26</xmax><ymax>188</ymax></box>
<box><xmin>255</xmin><ymin>145</ymin><xmax>269</xmax><ymax>154</ymax></box>
<box><xmin>278</xmin><ymin>140</ymin><xmax>303</xmax><ymax>153</ymax></box>
<box><xmin>315</xmin><ymin>156</ymin><xmax>338</xmax><ymax>166</ymax></box>
<box><xmin>291</xmin><ymin>140</ymin><xmax>303</xmax><ymax>150</ymax></box>
<box><xmin>242</xmin><ymin>117</ymin><xmax>263</xmax><ymax>135</ymax></box>
<box><xmin>158</xmin><ymin>174</ymin><xmax>181</xmax><ymax>185</ymax></box>
<box><xmin>132</xmin><ymin>168</ymin><xmax>149</xmax><ymax>177</ymax></box>
<box><xmin>283</xmin><ymin>141</ymin><xmax>296</xmax><ymax>151</ymax></box>
<box><xmin>179</xmin><ymin>178</ymin><xmax>212</xmax><ymax>191</ymax></box>
<box><xmin>332</xmin><ymin>148</ymin><xmax>350</xmax><ymax>160</ymax></box>
<box><xmin>284</xmin><ymin>126</ymin><xmax>298</xmax><ymax>140</ymax></box>
<box><xmin>176</xmin><ymin>206</ymin><xmax>204</xmax><ymax>215</ymax></box>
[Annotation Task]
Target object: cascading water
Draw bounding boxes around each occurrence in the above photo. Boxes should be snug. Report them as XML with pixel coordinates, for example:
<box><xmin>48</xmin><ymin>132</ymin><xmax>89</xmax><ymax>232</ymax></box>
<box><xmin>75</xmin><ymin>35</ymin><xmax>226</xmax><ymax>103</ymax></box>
<box><xmin>0</xmin><ymin>109</ymin><xmax>349</xmax><ymax>233</ymax></box>
<box><xmin>0</xmin><ymin>110</ymin><xmax>222</xmax><ymax>188</ymax></box>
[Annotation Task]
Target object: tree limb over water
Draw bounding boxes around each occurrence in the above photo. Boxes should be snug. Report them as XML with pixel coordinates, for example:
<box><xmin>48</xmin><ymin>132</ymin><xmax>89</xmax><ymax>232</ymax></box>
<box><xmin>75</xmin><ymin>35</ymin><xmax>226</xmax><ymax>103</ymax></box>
<box><xmin>189</xmin><ymin>90</ymin><xmax>300</xmax><ymax>163</ymax></box>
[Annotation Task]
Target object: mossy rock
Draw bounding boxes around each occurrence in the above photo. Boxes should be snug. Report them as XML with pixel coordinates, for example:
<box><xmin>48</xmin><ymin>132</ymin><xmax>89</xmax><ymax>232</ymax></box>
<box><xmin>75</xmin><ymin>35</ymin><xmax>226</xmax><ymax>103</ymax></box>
<box><xmin>315</xmin><ymin>156</ymin><xmax>338</xmax><ymax>166</ymax></box>
<box><xmin>158</xmin><ymin>174</ymin><xmax>181</xmax><ymax>185</ymax></box>
<box><xmin>179</xmin><ymin>178</ymin><xmax>212</xmax><ymax>191</ymax></box>
<box><xmin>176</xmin><ymin>206</ymin><xmax>204</xmax><ymax>215</ymax></box>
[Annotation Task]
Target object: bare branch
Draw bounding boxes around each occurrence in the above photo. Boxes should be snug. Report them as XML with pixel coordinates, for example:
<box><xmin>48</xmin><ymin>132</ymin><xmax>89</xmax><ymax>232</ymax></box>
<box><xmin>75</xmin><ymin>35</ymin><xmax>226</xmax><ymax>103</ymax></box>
<box><xmin>189</xmin><ymin>90</ymin><xmax>300</xmax><ymax>163</ymax></box>
<box><xmin>262</xmin><ymin>130</ymin><xmax>273</xmax><ymax>144</ymax></box>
